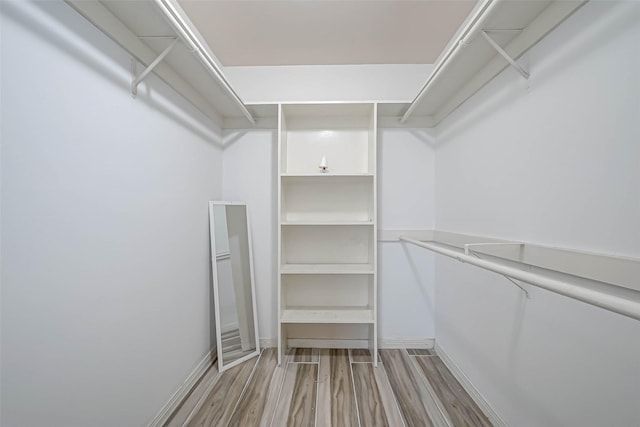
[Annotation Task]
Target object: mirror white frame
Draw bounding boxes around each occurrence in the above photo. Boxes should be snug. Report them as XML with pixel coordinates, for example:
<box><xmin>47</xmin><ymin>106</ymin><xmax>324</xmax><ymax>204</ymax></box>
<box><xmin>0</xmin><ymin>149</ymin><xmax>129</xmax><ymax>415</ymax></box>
<box><xmin>208</xmin><ymin>201</ymin><xmax>260</xmax><ymax>372</ymax></box>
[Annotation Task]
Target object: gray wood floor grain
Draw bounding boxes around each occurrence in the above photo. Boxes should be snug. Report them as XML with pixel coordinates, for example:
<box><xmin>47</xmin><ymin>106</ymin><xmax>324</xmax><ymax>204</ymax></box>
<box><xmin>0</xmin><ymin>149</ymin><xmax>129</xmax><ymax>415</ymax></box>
<box><xmin>328</xmin><ymin>349</ymin><xmax>359</xmax><ymax>427</ymax></box>
<box><xmin>187</xmin><ymin>355</ymin><xmax>258</xmax><ymax>427</ymax></box>
<box><xmin>227</xmin><ymin>349</ymin><xmax>278</xmax><ymax>427</ymax></box>
<box><xmin>179</xmin><ymin>348</ymin><xmax>492</xmax><ymax>427</ymax></box>
<box><xmin>290</xmin><ymin>347</ymin><xmax>319</xmax><ymax>363</ymax></box>
<box><xmin>379</xmin><ymin>349</ymin><xmax>436</xmax><ymax>427</ymax></box>
<box><xmin>352</xmin><ymin>363</ymin><xmax>389</xmax><ymax>427</ymax></box>
<box><xmin>350</xmin><ymin>348</ymin><xmax>373</xmax><ymax>363</ymax></box>
<box><xmin>407</xmin><ymin>348</ymin><xmax>436</xmax><ymax>356</ymax></box>
<box><xmin>287</xmin><ymin>363</ymin><xmax>318</xmax><ymax>427</ymax></box>
<box><xmin>414</xmin><ymin>355</ymin><xmax>492</xmax><ymax>427</ymax></box>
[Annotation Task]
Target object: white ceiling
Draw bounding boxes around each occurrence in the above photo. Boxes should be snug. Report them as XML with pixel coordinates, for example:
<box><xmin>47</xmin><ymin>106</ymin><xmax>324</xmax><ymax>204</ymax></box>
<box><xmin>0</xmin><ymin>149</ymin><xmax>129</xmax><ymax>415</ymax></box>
<box><xmin>177</xmin><ymin>0</ymin><xmax>477</xmax><ymax>66</ymax></box>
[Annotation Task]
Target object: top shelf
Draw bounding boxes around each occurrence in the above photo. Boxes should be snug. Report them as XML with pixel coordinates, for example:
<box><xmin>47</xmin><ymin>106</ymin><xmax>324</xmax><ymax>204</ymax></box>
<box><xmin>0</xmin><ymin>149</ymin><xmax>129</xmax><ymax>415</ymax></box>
<box><xmin>281</xmin><ymin>173</ymin><xmax>374</xmax><ymax>178</ymax></box>
<box><xmin>401</xmin><ymin>0</ymin><xmax>587</xmax><ymax>127</ymax></box>
<box><xmin>279</xmin><ymin>103</ymin><xmax>377</xmax><ymax>175</ymax></box>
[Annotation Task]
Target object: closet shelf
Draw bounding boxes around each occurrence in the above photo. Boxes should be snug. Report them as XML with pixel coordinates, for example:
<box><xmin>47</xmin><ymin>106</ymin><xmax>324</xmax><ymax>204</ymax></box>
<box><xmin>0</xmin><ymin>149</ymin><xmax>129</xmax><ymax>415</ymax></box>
<box><xmin>66</xmin><ymin>0</ymin><xmax>269</xmax><ymax>128</ymax></box>
<box><xmin>280</xmin><ymin>307</ymin><xmax>375</xmax><ymax>324</ymax></box>
<box><xmin>281</xmin><ymin>220</ymin><xmax>373</xmax><ymax>226</ymax></box>
<box><xmin>399</xmin><ymin>236</ymin><xmax>640</xmax><ymax>322</ymax></box>
<box><xmin>280</xmin><ymin>263</ymin><xmax>375</xmax><ymax>275</ymax></box>
<box><xmin>280</xmin><ymin>173</ymin><xmax>375</xmax><ymax>178</ymax></box>
<box><xmin>400</xmin><ymin>0</ymin><xmax>587</xmax><ymax>127</ymax></box>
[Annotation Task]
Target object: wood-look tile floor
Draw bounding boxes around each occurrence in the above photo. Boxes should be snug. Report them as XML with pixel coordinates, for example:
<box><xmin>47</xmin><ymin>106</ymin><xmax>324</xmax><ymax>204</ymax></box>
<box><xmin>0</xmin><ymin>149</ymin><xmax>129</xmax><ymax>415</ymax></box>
<box><xmin>168</xmin><ymin>348</ymin><xmax>492</xmax><ymax>427</ymax></box>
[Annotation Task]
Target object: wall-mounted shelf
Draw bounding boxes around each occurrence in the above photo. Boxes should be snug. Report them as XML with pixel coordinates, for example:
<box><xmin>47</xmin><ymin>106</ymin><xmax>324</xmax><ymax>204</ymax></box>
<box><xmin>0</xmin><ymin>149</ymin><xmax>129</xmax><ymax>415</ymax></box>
<box><xmin>65</xmin><ymin>0</ymin><xmax>271</xmax><ymax>128</ymax></box>
<box><xmin>400</xmin><ymin>235</ymin><xmax>640</xmax><ymax>322</ymax></box>
<box><xmin>281</xmin><ymin>308</ymin><xmax>375</xmax><ymax>324</ymax></box>
<box><xmin>280</xmin><ymin>263</ymin><xmax>375</xmax><ymax>275</ymax></box>
<box><xmin>400</xmin><ymin>0</ymin><xmax>587</xmax><ymax>126</ymax></box>
<box><xmin>66</xmin><ymin>0</ymin><xmax>587</xmax><ymax>130</ymax></box>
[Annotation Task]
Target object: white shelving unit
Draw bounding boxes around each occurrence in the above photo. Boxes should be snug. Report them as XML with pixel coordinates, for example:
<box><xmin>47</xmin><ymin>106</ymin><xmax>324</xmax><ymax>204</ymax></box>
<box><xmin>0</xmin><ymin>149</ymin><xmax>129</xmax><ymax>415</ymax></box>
<box><xmin>278</xmin><ymin>103</ymin><xmax>377</xmax><ymax>366</ymax></box>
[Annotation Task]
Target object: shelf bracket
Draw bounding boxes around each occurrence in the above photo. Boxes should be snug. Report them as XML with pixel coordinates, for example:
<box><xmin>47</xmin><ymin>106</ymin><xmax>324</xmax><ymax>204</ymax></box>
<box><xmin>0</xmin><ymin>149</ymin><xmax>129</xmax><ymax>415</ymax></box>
<box><xmin>480</xmin><ymin>30</ymin><xmax>530</xmax><ymax>80</ymax></box>
<box><xmin>131</xmin><ymin>37</ymin><xmax>179</xmax><ymax>98</ymax></box>
<box><xmin>464</xmin><ymin>242</ymin><xmax>531</xmax><ymax>298</ymax></box>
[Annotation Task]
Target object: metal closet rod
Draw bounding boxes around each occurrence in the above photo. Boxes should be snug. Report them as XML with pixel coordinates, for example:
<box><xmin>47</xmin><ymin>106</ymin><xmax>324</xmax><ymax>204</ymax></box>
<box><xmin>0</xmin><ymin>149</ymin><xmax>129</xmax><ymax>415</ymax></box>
<box><xmin>154</xmin><ymin>0</ymin><xmax>256</xmax><ymax>125</ymax></box>
<box><xmin>400</xmin><ymin>0</ymin><xmax>501</xmax><ymax>123</ymax></box>
<box><xmin>399</xmin><ymin>236</ymin><xmax>640</xmax><ymax>322</ymax></box>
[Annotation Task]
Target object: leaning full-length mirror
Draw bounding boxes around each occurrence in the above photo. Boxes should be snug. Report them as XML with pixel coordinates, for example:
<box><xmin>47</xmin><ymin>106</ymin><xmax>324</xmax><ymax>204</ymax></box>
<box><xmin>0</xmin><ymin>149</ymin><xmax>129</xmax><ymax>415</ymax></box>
<box><xmin>209</xmin><ymin>202</ymin><xmax>260</xmax><ymax>372</ymax></box>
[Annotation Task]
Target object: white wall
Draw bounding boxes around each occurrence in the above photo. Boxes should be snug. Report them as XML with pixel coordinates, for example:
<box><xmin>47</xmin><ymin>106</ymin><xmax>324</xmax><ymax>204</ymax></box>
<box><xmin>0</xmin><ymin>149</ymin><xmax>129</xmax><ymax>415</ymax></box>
<box><xmin>434</xmin><ymin>2</ymin><xmax>640</xmax><ymax>426</ymax></box>
<box><xmin>221</xmin><ymin>130</ymin><xmax>279</xmax><ymax>342</ymax></box>
<box><xmin>225</xmin><ymin>64</ymin><xmax>433</xmax><ymax>104</ymax></box>
<box><xmin>1</xmin><ymin>1</ymin><xmax>223</xmax><ymax>426</ymax></box>
<box><xmin>378</xmin><ymin>129</ymin><xmax>436</xmax><ymax>341</ymax></box>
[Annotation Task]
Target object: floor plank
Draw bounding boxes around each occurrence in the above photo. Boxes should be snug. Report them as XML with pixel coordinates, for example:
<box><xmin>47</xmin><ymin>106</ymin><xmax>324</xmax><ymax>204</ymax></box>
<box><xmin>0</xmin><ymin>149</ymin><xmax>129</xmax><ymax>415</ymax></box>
<box><xmin>379</xmin><ymin>349</ymin><xmax>437</xmax><ymax>427</ymax></box>
<box><xmin>414</xmin><ymin>356</ymin><xmax>493</xmax><ymax>427</ymax></box>
<box><xmin>271</xmin><ymin>362</ymin><xmax>318</xmax><ymax>427</ymax></box>
<box><xmin>317</xmin><ymin>349</ymin><xmax>360</xmax><ymax>426</ymax></box>
<box><xmin>288</xmin><ymin>363</ymin><xmax>318</xmax><ymax>427</ymax></box>
<box><xmin>165</xmin><ymin>363</ymin><xmax>220</xmax><ymax>427</ymax></box>
<box><xmin>352</xmin><ymin>363</ymin><xmax>389</xmax><ymax>427</ymax></box>
<box><xmin>227</xmin><ymin>349</ymin><xmax>279</xmax><ymax>427</ymax></box>
<box><xmin>407</xmin><ymin>348</ymin><xmax>436</xmax><ymax>356</ymax></box>
<box><xmin>373</xmin><ymin>360</ymin><xmax>407</xmax><ymax>427</ymax></box>
<box><xmin>350</xmin><ymin>348</ymin><xmax>372</xmax><ymax>363</ymax></box>
<box><xmin>289</xmin><ymin>347</ymin><xmax>319</xmax><ymax>363</ymax></box>
<box><xmin>258</xmin><ymin>352</ymin><xmax>290</xmax><ymax>427</ymax></box>
<box><xmin>329</xmin><ymin>349</ymin><xmax>359</xmax><ymax>427</ymax></box>
<box><xmin>316</xmin><ymin>350</ymin><xmax>332</xmax><ymax>427</ymax></box>
<box><xmin>187</xmin><ymin>355</ymin><xmax>258</xmax><ymax>427</ymax></box>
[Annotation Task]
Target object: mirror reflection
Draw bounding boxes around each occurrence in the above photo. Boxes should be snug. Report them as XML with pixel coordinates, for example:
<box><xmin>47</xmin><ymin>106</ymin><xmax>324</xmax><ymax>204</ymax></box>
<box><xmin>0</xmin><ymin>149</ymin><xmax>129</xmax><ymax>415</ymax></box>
<box><xmin>209</xmin><ymin>202</ymin><xmax>259</xmax><ymax>371</ymax></box>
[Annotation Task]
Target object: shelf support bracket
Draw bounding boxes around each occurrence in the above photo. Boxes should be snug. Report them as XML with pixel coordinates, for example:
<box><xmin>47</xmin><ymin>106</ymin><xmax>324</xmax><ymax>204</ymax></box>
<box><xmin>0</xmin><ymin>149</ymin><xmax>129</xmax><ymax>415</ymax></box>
<box><xmin>480</xmin><ymin>30</ymin><xmax>530</xmax><ymax>80</ymax></box>
<box><xmin>463</xmin><ymin>242</ymin><xmax>530</xmax><ymax>298</ymax></box>
<box><xmin>468</xmin><ymin>251</ymin><xmax>531</xmax><ymax>298</ymax></box>
<box><xmin>131</xmin><ymin>37</ymin><xmax>179</xmax><ymax>97</ymax></box>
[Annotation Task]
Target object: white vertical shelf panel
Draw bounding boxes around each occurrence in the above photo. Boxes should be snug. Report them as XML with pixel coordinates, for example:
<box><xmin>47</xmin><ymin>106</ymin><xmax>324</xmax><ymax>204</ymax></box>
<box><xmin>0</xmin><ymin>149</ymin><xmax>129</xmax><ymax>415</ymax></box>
<box><xmin>277</xmin><ymin>103</ymin><xmax>378</xmax><ymax>366</ymax></box>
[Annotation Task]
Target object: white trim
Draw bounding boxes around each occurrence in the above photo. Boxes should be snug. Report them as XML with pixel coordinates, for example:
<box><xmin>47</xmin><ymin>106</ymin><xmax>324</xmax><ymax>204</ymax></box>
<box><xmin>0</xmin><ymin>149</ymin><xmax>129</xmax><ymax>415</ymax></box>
<box><xmin>264</xmin><ymin>337</ymin><xmax>434</xmax><ymax>350</ymax></box>
<box><xmin>260</xmin><ymin>338</ymin><xmax>278</xmax><ymax>348</ymax></box>
<box><xmin>147</xmin><ymin>347</ymin><xmax>215</xmax><ymax>427</ymax></box>
<box><xmin>434</xmin><ymin>343</ymin><xmax>508</xmax><ymax>427</ymax></box>
<box><xmin>287</xmin><ymin>338</ymin><xmax>370</xmax><ymax>349</ymax></box>
<box><xmin>379</xmin><ymin>338</ymin><xmax>434</xmax><ymax>349</ymax></box>
<box><xmin>215</xmin><ymin>250</ymin><xmax>230</xmax><ymax>261</ymax></box>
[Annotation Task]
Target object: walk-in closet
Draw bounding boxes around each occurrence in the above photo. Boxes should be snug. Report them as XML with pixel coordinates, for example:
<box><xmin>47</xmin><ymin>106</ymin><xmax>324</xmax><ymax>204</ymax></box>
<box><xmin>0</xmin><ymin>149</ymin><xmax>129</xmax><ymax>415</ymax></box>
<box><xmin>2</xmin><ymin>1</ymin><xmax>638</xmax><ymax>426</ymax></box>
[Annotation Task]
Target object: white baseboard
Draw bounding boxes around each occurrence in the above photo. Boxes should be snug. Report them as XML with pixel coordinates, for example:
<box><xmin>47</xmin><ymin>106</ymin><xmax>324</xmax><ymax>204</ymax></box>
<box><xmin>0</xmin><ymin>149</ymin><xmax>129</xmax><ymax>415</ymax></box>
<box><xmin>259</xmin><ymin>337</ymin><xmax>434</xmax><ymax>349</ymax></box>
<box><xmin>434</xmin><ymin>343</ymin><xmax>508</xmax><ymax>427</ymax></box>
<box><xmin>260</xmin><ymin>338</ymin><xmax>277</xmax><ymax>348</ymax></box>
<box><xmin>379</xmin><ymin>338</ymin><xmax>434</xmax><ymax>349</ymax></box>
<box><xmin>287</xmin><ymin>338</ymin><xmax>370</xmax><ymax>348</ymax></box>
<box><xmin>147</xmin><ymin>347</ymin><xmax>216</xmax><ymax>427</ymax></box>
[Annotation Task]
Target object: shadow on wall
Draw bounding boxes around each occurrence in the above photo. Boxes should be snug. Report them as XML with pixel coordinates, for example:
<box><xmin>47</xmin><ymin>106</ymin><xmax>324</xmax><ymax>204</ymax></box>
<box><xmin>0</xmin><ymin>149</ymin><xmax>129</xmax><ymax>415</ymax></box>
<box><xmin>436</xmin><ymin>1</ymin><xmax>639</xmax><ymax>144</ymax></box>
<box><xmin>409</xmin><ymin>129</ymin><xmax>438</xmax><ymax>148</ymax></box>
<box><xmin>436</xmin><ymin>268</ymin><xmax>563</xmax><ymax>426</ymax></box>
<box><xmin>3</xmin><ymin>0</ymin><xmax>223</xmax><ymax>148</ymax></box>
<box><xmin>400</xmin><ymin>242</ymin><xmax>435</xmax><ymax>316</ymax></box>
